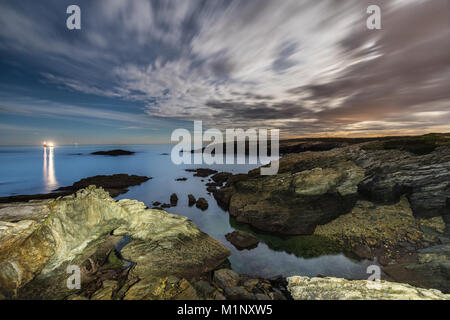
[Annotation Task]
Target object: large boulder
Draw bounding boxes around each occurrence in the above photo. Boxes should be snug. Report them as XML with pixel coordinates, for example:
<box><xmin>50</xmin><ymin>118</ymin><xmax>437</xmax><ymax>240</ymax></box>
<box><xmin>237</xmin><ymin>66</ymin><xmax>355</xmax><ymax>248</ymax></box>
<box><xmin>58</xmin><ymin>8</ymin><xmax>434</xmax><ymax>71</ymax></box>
<box><xmin>217</xmin><ymin>152</ymin><xmax>365</xmax><ymax>235</ymax></box>
<box><xmin>287</xmin><ymin>276</ymin><xmax>450</xmax><ymax>300</ymax></box>
<box><xmin>0</xmin><ymin>186</ymin><xmax>231</xmax><ymax>299</ymax></box>
<box><xmin>225</xmin><ymin>230</ymin><xmax>259</xmax><ymax>250</ymax></box>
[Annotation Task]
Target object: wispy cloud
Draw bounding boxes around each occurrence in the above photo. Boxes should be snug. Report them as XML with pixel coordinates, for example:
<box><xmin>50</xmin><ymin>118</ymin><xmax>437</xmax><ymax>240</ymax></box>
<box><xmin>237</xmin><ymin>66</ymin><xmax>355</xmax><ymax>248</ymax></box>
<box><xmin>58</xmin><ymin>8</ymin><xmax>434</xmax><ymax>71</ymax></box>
<box><xmin>0</xmin><ymin>0</ymin><xmax>449</xmax><ymax>138</ymax></box>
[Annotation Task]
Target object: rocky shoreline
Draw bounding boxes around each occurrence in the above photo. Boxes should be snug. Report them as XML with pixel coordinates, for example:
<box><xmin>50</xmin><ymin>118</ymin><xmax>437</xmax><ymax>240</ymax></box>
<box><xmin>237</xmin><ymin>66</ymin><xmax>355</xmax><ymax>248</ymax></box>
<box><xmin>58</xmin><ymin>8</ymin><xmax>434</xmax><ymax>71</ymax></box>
<box><xmin>0</xmin><ymin>174</ymin><xmax>151</xmax><ymax>203</ymax></box>
<box><xmin>0</xmin><ymin>187</ymin><xmax>291</xmax><ymax>300</ymax></box>
<box><xmin>1</xmin><ymin>133</ymin><xmax>449</xmax><ymax>300</ymax></box>
<box><xmin>209</xmin><ymin>133</ymin><xmax>450</xmax><ymax>294</ymax></box>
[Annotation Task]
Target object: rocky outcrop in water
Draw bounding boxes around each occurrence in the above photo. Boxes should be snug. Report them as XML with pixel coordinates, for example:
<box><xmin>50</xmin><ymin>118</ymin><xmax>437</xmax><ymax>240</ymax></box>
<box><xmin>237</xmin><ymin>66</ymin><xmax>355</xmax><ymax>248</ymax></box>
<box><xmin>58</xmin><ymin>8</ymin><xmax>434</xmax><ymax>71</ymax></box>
<box><xmin>188</xmin><ymin>195</ymin><xmax>196</xmax><ymax>206</ymax></box>
<box><xmin>185</xmin><ymin>168</ymin><xmax>218</xmax><ymax>178</ymax></box>
<box><xmin>170</xmin><ymin>193</ymin><xmax>178</xmax><ymax>206</ymax></box>
<box><xmin>55</xmin><ymin>174</ymin><xmax>152</xmax><ymax>197</ymax></box>
<box><xmin>287</xmin><ymin>276</ymin><xmax>450</xmax><ymax>300</ymax></box>
<box><xmin>91</xmin><ymin>149</ymin><xmax>135</xmax><ymax>156</ymax></box>
<box><xmin>0</xmin><ymin>174</ymin><xmax>151</xmax><ymax>203</ymax></box>
<box><xmin>0</xmin><ymin>187</ymin><xmax>230</xmax><ymax>299</ymax></box>
<box><xmin>225</xmin><ymin>230</ymin><xmax>259</xmax><ymax>250</ymax></box>
<box><xmin>196</xmin><ymin>198</ymin><xmax>209</xmax><ymax>211</ymax></box>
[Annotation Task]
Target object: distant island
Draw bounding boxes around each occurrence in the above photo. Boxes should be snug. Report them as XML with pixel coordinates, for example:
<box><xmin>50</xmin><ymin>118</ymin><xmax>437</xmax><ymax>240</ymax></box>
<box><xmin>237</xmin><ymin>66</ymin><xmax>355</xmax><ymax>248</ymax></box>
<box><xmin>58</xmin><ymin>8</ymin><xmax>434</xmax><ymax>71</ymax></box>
<box><xmin>91</xmin><ymin>149</ymin><xmax>135</xmax><ymax>156</ymax></box>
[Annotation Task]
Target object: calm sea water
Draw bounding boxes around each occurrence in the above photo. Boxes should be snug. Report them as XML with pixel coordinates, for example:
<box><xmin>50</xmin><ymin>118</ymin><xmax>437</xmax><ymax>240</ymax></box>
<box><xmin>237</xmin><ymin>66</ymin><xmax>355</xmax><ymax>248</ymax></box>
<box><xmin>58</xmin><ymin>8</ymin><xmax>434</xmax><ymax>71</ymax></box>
<box><xmin>0</xmin><ymin>144</ymin><xmax>376</xmax><ymax>279</ymax></box>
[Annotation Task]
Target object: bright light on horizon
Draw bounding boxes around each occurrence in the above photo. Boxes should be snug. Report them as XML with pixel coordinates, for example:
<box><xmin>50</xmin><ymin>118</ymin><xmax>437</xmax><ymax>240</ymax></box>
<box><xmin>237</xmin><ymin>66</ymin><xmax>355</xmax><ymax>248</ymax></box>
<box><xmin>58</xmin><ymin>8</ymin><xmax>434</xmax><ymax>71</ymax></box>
<box><xmin>43</xmin><ymin>141</ymin><xmax>55</xmax><ymax>148</ymax></box>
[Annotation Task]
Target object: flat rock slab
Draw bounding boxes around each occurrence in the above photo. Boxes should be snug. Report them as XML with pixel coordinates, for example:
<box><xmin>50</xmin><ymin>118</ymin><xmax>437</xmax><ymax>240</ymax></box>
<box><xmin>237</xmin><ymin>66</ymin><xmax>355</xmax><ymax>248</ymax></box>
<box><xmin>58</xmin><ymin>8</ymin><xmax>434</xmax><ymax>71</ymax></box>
<box><xmin>225</xmin><ymin>230</ymin><xmax>259</xmax><ymax>250</ymax></box>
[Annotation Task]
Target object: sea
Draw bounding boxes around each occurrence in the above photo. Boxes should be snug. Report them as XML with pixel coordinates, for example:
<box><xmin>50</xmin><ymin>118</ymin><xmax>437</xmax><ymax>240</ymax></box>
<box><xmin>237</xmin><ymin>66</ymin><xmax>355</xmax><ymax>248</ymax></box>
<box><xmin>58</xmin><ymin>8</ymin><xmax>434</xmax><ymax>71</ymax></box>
<box><xmin>0</xmin><ymin>144</ymin><xmax>377</xmax><ymax>279</ymax></box>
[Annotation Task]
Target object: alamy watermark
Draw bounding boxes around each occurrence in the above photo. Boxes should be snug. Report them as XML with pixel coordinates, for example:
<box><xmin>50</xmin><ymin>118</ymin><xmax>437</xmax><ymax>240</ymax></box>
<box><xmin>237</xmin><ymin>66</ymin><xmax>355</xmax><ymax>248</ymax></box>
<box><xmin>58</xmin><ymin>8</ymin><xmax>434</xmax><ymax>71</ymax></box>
<box><xmin>66</xmin><ymin>265</ymin><xmax>81</xmax><ymax>290</ymax></box>
<box><xmin>171</xmin><ymin>121</ymin><xmax>280</xmax><ymax>175</ymax></box>
<box><xmin>367</xmin><ymin>5</ymin><xmax>382</xmax><ymax>30</ymax></box>
<box><xmin>66</xmin><ymin>5</ymin><xmax>81</xmax><ymax>30</ymax></box>
<box><xmin>66</xmin><ymin>4</ymin><xmax>381</xmax><ymax>31</ymax></box>
<box><xmin>366</xmin><ymin>265</ymin><xmax>382</xmax><ymax>290</ymax></box>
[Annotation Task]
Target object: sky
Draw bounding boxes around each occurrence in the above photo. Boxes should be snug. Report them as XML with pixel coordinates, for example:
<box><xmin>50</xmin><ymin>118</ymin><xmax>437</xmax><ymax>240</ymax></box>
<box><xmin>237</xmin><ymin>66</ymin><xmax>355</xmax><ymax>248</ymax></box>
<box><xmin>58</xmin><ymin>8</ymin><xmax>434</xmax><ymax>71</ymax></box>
<box><xmin>0</xmin><ymin>0</ymin><xmax>449</xmax><ymax>145</ymax></box>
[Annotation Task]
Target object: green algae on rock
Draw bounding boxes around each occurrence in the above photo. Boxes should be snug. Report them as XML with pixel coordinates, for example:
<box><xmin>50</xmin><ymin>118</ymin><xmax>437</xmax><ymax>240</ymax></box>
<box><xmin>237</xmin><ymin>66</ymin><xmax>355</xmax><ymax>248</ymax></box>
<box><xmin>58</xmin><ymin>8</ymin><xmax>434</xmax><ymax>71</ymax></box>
<box><xmin>314</xmin><ymin>196</ymin><xmax>446</xmax><ymax>263</ymax></box>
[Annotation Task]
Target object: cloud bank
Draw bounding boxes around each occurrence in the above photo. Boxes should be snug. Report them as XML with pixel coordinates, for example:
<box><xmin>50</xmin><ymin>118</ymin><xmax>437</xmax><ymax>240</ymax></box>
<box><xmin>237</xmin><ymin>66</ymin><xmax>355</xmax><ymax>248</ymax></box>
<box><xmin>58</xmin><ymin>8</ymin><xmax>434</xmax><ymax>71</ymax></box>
<box><xmin>0</xmin><ymin>0</ymin><xmax>449</xmax><ymax>137</ymax></box>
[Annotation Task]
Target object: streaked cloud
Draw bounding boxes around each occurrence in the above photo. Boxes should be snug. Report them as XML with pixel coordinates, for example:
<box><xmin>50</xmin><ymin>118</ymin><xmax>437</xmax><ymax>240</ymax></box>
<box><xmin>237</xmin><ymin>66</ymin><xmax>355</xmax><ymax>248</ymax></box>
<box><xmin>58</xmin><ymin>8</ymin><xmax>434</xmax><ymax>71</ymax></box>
<box><xmin>0</xmin><ymin>0</ymin><xmax>448</xmax><ymax>141</ymax></box>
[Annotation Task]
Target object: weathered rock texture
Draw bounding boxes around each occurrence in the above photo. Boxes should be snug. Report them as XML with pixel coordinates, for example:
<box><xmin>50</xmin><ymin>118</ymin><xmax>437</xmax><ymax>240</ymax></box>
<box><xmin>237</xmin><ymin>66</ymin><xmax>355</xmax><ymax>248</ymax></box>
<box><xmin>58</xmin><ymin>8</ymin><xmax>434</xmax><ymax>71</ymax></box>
<box><xmin>287</xmin><ymin>276</ymin><xmax>450</xmax><ymax>300</ymax></box>
<box><xmin>0</xmin><ymin>187</ymin><xmax>230</xmax><ymax>299</ymax></box>
<box><xmin>314</xmin><ymin>196</ymin><xmax>446</xmax><ymax>264</ymax></box>
<box><xmin>352</xmin><ymin>145</ymin><xmax>450</xmax><ymax>219</ymax></box>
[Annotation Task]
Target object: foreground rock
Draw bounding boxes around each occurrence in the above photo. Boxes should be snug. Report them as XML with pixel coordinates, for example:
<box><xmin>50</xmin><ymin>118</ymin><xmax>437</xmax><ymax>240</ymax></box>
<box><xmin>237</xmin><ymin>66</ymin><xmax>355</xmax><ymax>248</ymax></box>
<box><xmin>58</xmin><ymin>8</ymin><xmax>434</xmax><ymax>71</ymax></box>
<box><xmin>91</xmin><ymin>149</ymin><xmax>135</xmax><ymax>156</ymax></box>
<box><xmin>0</xmin><ymin>187</ymin><xmax>230</xmax><ymax>299</ymax></box>
<box><xmin>225</xmin><ymin>230</ymin><xmax>259</xmax><ymax>250</ymax></box>
<box><xmin>287</xmin><ymin>276</ymin><xmax>450</xmax><ymax>300</ymax></box>
<box><xmin>0</xmin><ymin>174</ymin><xmax>151</xmax><ymax>203</ymax></box>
